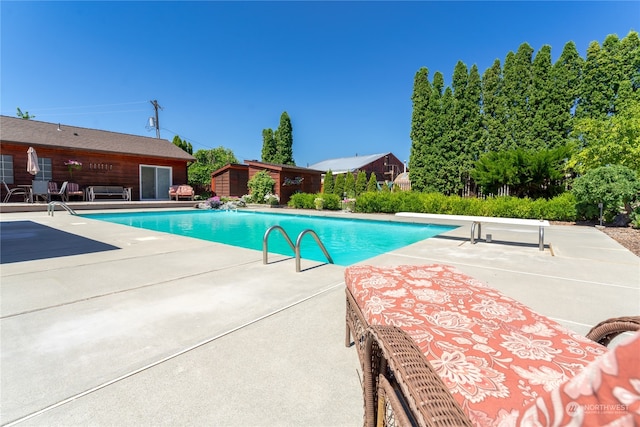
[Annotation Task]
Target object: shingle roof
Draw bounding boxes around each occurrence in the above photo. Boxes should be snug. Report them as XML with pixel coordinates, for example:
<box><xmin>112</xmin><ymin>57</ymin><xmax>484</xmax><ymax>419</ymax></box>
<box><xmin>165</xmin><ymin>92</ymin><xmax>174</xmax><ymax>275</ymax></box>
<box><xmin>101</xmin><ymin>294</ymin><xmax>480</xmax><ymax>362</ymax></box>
<box><xmin>307</xmin><ymin>153</ymin><xmax>389</xmax><ymax>174</ymax></box>
<box><xmin>0</xmin><ymin>115</ymin><xmax>195</xmax><ymax>161</ymax></box>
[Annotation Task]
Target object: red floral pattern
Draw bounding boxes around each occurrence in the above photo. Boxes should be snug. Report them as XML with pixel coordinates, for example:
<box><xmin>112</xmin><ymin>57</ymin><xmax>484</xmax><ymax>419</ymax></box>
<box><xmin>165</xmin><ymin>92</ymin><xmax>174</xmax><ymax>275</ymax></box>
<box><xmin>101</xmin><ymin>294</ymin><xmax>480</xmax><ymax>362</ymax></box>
<box><xmin>517</xmin><ymin>330</ymin><xmax>640</xmax><ymax>426</ymax></box>
<box><xmin>345</xmin><ymin>264</ymin><xmax>610</xmax><ymax>426</ymax></box>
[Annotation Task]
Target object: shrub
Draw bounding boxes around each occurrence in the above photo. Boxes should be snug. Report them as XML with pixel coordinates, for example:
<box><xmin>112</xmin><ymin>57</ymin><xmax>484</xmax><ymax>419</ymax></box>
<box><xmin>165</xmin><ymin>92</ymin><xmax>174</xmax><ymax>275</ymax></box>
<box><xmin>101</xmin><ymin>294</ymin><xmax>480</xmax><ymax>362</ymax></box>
<box><xmin>287</xmin><ymin>193</ymin><xmax>341</xmax><ymax>210</ymax></box>
<box><xmin>247</xmin><ymin>170</ymin><xmax>275</xmax><ymax>204</ymax></box>
<box><xmin>353</xmin><ymin>191</ymin><xmax>577</xmax><ymax>221</ymax></box>
<box><xmin>571</xmin><ymin>165</ymin><xmax>640</xmax><ymax>221</ymax></box>
<box><xmin>540</xmin><ymin>192</ymin><xmax>577</xmax><ymax>221</ymax></box>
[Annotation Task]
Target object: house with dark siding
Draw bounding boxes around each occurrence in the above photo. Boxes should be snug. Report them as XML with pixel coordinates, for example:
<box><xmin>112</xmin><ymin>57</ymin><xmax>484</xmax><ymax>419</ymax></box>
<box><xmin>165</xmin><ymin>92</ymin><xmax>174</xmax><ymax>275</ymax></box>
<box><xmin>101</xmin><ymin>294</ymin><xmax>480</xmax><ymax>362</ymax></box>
<box><xmin>0</xmin><ymin>116</ymin><xmax>195</xmax><ymax>201</ymax></box>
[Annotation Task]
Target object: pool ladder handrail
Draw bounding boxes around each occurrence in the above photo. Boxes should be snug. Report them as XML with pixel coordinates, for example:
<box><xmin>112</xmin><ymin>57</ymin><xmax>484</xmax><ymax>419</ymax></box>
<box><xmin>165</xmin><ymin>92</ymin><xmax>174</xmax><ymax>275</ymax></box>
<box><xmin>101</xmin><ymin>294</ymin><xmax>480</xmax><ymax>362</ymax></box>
<box><xmin>47</xmin><ymin>201</ymin><xmax>77</xmax><ymax>216</ymax></box>
<box><xmin>263</xmin><ymin>225</ymin><xmax>334</xmax><ymax>272</ymax></box>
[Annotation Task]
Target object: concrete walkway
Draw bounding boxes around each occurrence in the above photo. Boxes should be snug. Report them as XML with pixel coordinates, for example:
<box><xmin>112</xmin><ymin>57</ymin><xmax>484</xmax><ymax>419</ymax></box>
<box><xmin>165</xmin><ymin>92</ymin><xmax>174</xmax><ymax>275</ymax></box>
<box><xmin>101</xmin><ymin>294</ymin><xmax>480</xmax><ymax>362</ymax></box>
<box><xmin>1</xmin><ymin>209</ymin><xmax>638</xmax><ymax>426</ymax></box>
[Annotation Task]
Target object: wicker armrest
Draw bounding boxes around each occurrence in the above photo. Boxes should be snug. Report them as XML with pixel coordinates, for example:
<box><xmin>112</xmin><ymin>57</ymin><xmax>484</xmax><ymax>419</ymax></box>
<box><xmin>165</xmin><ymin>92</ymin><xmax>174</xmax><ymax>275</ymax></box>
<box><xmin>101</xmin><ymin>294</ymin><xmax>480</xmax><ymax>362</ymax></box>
<box><xmin>586</xmin><ymin>315</ymin><xmax>640</xmax><ymax>347</ymax></box>
<box><xmin>364</xmin><ymin>325</ymin><xmax>472</xmax><ymax>427</ymax></box>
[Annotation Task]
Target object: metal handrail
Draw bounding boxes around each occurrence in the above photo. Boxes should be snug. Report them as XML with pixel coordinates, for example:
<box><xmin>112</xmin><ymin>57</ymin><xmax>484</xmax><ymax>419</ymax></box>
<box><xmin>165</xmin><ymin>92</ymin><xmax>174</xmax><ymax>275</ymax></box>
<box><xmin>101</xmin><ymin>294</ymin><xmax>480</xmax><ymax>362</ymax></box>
<box><xmin>263</xmin><ymin>226</ymin><xmax>334</xmax><ymax>272</ymax></box>
<box><xmin>263</xmin><ymin>225</ymin><xmax>296</xmax><ymax>265</ymax></box>
<box><xmin>295</xmin><ymin>229</ymin><xmax>334</xmax><ymax>272</ymax></box>
<box><xmin>47</xmin><ymin>201</ymin><xmax>77</xmax><ymax>216</ymax></box>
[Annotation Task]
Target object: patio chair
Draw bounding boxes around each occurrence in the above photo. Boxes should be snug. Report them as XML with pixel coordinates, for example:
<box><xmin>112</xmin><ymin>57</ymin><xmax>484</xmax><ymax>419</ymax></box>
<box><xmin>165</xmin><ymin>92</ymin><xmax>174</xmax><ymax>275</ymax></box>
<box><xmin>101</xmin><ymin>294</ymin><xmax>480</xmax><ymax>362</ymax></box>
<box><xmin>48</xmin><ymin>181</ymin><xmax>68</xmax><ymax>202</ymax></box>
<box><xmin>2</xmin><ymin>181</ymin><xmax>29</xmax><ymax>203</ymax></box>
<box><xmin>31</xmin><ymin>180</ymin><xmax>50</xmax><ymax>203</ymax></box>
<box><xmin>65</xmin><ymin>182</ymin><xmax>84</xmax><ymax>201</ymax></box>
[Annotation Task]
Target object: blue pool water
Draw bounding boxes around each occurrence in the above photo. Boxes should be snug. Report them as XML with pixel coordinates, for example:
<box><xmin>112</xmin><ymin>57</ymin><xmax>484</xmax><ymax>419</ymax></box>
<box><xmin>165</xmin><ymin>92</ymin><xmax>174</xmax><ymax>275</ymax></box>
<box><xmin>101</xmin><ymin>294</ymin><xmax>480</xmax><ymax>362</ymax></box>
<box><xmin>82</xmin><ymin>210</ymin><xmax>456</xmax><ymax>266</ymax></box>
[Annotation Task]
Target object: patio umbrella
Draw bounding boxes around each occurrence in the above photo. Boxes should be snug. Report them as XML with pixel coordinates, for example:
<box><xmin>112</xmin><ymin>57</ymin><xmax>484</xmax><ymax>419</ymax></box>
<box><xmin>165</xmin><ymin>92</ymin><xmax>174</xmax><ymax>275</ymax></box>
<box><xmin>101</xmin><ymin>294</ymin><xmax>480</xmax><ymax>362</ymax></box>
<box><xmin>27</xmin><ymin>147</ymin><xmax>40</xmax><ymax>176</ymax></box>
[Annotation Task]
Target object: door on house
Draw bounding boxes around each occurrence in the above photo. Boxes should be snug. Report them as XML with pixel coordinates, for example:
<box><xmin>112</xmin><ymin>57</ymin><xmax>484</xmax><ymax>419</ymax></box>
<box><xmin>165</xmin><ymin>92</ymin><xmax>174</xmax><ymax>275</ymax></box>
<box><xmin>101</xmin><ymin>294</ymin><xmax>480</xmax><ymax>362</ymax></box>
<box><xmin>140</xmin><ymin>165</ymin><xmax>171</xmax><ymax>200</ymax></box>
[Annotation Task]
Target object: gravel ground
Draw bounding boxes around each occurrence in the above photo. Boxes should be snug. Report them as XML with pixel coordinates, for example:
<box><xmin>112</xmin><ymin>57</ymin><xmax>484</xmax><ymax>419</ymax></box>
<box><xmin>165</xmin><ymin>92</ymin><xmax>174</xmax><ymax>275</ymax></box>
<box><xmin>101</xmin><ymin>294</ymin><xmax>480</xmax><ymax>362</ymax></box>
<box><xmin>600</xmin><ymin>226</ymin><xmax>640</xmax><ymax>258</ymax></box>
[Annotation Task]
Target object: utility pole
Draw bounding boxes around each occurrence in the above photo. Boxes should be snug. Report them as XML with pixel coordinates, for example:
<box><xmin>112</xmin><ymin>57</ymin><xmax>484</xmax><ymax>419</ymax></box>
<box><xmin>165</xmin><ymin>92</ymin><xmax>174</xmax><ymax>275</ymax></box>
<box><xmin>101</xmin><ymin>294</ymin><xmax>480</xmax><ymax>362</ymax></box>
<box><xmin>150</xmin><ymin>100</ymin><xmax>162</xmax><ymax>139</ymax></box>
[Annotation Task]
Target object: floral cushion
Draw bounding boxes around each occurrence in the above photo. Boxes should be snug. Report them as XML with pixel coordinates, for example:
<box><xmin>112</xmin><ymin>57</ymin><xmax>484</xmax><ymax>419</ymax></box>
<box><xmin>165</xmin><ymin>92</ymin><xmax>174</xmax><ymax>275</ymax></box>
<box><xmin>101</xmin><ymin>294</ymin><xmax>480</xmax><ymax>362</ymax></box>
<box><xmin>517</xmin><ymin>330</ymin><xmax>640</xmax><ymax>426</ymax></box>
<box><xmin>345</xmin><ymin>264</ymin><xmax>608</xmax><ymax>426</ymax></box>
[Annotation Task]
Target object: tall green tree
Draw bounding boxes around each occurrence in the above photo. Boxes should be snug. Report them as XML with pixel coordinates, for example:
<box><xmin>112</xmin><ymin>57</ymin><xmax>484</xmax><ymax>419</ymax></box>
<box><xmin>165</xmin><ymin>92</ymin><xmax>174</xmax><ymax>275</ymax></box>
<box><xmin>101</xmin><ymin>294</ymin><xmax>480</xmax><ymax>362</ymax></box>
<box><xmin>323</xmin><ymin>170</ymin><xmax>334</xmax><ymax>194</ymax></box>
<box><xmin>530</xmin><ymin>45</ymin><xmax>554</xmax><ymax>150</ymax></box>
<box><xmin>503</xmin><ymin>43</ymin><xmax>534</xmax><ymax>149</ymax></box>
<box><xmin>333</xmin><ymin>173</ymin><xmax>345</xmax><ymax>197</ymax></box>
<box><xmin>261</xmin><ymin>128</ymin><xmax>276</xmax><ymax>163</ymax></box>
<box><xmin>344</xmin><ymin>172</ymin><xmax>356</xmax><ymax>198</ymax></box>
<box><xmin>549</xmin><ymin>41</ymin><xmax>583</xmax><ymax>147</ymax></box>
<box><xmin>273</xmin><ymin>111</ymin><xmax>294</xmax><ymax>165</ymax></box>
<box><xmin>367</xmin><ymin>172</ymin><xmax>378</xmax><ymax>192</ymax></box>
<box><xmin>355</xmin><ymin>170</ymin><xmax>368</xmax><ymax>196</ymax></box>
<box><xmin>408</xmin><ymin>68</ymin><xmax>433</xmax><ymax>192</ymax></box>
<box><xmin>481</xmin><ymin>59</ymin><xmax>506</xmax><ymax>152</ymax></box>
<box><xmin>172</xmin><ymin>135</ymin><xmax>193</xmax><ymax>155</ymax></box>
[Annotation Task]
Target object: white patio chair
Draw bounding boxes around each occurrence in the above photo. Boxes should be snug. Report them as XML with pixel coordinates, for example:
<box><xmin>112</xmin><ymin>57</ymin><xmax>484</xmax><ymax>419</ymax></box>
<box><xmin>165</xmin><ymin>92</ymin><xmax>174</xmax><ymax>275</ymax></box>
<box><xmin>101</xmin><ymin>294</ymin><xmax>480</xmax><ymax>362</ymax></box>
<box><xmin>2</xmin><ymin>180</ymin><xmax>29</xmax><ymax>203</ymax></box>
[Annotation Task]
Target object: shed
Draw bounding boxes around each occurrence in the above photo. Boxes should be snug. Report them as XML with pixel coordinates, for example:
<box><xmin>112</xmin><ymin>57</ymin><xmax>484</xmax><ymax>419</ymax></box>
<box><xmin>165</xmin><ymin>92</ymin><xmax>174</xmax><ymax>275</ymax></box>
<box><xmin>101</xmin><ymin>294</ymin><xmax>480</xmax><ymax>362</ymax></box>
<box><xmin>211</xmin><ymin>160</ymin><xmax>323</xmax><ymax>204</ymax></box>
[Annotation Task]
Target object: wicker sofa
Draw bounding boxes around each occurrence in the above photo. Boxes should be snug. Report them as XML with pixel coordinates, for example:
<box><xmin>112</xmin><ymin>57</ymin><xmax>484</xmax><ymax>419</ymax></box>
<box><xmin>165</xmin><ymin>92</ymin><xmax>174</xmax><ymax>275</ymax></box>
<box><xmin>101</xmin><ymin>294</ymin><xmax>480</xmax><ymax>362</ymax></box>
<box><xmin>345</xmin><ymin>264</ymin><xmax>640</xmax><ymax>427</ymax></box>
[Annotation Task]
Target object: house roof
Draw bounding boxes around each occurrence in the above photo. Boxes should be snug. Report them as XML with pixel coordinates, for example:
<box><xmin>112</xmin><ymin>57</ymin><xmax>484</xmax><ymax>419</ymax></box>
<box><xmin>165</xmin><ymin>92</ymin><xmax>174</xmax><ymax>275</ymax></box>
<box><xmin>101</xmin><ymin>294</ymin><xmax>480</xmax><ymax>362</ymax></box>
<box><xmin>0</xmin><ymin>115</ymin><xmax>195</xmax><ymax>161</ymax></box>
<box><xmin>244</xmin><ymin>160</ymin><xmax>324</xmax><ymax>173</ymax></box>
<box><xmin>307</xmin><ymin>153</ymin><xmax>390</xmax><ymax>174</ymax></box>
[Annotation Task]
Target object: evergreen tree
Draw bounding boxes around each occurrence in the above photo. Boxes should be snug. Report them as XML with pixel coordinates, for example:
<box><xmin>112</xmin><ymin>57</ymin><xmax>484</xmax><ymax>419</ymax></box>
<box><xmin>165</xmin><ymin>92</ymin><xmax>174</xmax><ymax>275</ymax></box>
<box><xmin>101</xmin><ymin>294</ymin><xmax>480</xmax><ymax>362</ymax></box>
<box><xmin>323</xmin><ymin>170</ymin><xmax>334</xmax><ymax>194</ymax></box>
<box><xmin>481</xmin><ymin>59</ymin><xmax>507</xmax><ymax>152</ymax></box>
<box><xmin>530</xmin><ymin>45</ymin><xmax>554</xmax><ymax>150</ymax></box>
<box><xmin>355</xmin><ymin>170</ymin><xmax>367</xmax><ymax>196</ymax></box>
<box><xmin>503</xmin><ymin>43</ymin><xmax>534</xmax><ymax>148</ymax></box>
<box><xmin>439</xmin><ymin>87</ymin><xmax>458</xmax><ymax>195</ymax></box>
<box><xmin>261</xmin><ymin>128</ymin><xmax>276</xmax><ymax>163</ymax></box>
<box><xmin>344</xmin><ymin>172</ymin><xmax>356</xmax><ymax>198</ymax></box>
<box><xmin>333</xmin><ymin>173</ymin><xmax>345</xmax><ymax>197</ymax></box>
<box><xmin>408</xmin><ymin>68</ymin><xmax>432</xmax><ymax>192</ymax></box>
<box><xmin>577</xmin><ymin>41</ymin><xmax>607</xmax><ymax>118</ymax></box>
<box><xmin>461</xmin><ymin>64</ymin><xmax>483</xmax><ymax>193</ymax></box>
<box><xmin>367</xmin><ymin>172</ymin><xmax>378</xmax><ymax>192</ymax></box>
<box><xmin>172</xmin><ymin>135</ymin><xmax>193</xmax><ymax>155</ymax></box>
<box><xmin>274</xmin><ymin>111</ymin><xmax>294</xmax><ymax>165</ymax></box>
<box><xmin>549</xmin><ymin>41</ymin><xmax>583</xmax><ymax>147</ymax></box>
<box><xmin>618</xmin><ymin>31</ymin><xmax>640</xmax><ymax>108</ymax></box>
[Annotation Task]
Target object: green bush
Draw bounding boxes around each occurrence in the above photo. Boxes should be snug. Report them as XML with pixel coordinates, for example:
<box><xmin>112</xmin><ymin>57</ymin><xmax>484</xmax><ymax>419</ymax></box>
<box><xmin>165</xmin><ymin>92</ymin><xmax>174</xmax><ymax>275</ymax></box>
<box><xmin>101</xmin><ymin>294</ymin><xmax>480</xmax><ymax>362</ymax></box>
<box><xmin>571</xmin><ymin>165</ymin><xmax>640</xmax><ymax>221</ymax></box>
<box><xmin>289</xmin><ymin>190</ymin><xmax>578</xmax><ymax>221</ymax></box>
<box><xmin>247</xmin><ymin>170</ymin><xmax>275</xmax><ymax>204</ymax></box>
<box><xmin>540</xmin><ymin>192</ymin><xmax>577</xmax><ymax>221</ymax></box>
<box><xmin>287</xmin><ymin>193</ymin><xmax>341</xmax><ymax>210</ymax></box>
<box><xmin>352</xmin><ymin>191</ymin><xmax>577</xmax><ymax>221</ymax></box>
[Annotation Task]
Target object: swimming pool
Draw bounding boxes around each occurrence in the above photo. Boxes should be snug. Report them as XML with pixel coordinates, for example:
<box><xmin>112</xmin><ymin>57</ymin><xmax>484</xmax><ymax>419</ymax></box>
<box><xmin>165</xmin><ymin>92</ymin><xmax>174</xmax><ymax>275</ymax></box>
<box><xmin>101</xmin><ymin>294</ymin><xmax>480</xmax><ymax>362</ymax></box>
<box><xmin>82</xmin><ymin>210</ymin><xmax>456</xmax><ymax>266</ymax></box>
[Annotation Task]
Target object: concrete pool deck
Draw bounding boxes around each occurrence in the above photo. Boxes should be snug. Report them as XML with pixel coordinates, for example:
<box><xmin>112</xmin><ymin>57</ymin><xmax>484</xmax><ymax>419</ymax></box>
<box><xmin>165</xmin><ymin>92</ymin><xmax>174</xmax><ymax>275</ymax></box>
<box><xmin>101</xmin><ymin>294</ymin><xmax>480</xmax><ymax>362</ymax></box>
<box><xmin>1</xmin><ymin>207</ymin><xmax>639</xmax><ymax>426</ymax></box>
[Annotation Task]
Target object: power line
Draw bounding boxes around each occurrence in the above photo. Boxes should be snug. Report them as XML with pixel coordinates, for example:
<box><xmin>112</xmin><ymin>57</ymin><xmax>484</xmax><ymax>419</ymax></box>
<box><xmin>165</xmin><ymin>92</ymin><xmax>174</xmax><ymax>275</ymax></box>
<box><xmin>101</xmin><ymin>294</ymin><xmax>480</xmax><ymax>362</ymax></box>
<box><xmin>18</xmin><ymin>101</ymin><xmax>149</xmax><ymax>112</ymax></box>
<box><xmin>15</xmin><ymin>109</ymin><xmax>148</xmax><ymax>117</ymax></box>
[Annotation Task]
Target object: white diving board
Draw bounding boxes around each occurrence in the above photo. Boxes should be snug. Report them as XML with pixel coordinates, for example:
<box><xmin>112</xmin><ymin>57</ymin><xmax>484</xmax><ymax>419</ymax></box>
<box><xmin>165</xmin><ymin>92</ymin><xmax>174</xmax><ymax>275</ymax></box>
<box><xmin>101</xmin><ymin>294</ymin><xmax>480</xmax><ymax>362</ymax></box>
<box><xmin>396</xmin><ymin>212</ymin><xmax>550</xmax><ymax>251</ymax></box>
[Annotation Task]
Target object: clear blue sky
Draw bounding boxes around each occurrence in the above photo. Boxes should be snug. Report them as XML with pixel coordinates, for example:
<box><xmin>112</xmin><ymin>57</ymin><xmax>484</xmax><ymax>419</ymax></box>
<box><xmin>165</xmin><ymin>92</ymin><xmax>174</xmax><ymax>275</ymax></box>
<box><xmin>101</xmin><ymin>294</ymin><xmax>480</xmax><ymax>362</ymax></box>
<box><xmin>1</xmin><ymin>1</ymin><xmax>638</xmax><ymax>167</ymax></box>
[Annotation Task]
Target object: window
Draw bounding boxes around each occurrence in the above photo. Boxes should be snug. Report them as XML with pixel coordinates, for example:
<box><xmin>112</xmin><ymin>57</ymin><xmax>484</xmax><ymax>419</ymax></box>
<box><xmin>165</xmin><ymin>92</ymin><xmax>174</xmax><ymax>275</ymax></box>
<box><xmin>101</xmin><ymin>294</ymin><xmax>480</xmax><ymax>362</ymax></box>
<box><xmin>34</xmin><ymin>158</ymin><xmax>52</xmax><ymax>181</ymax></box>
<box><xmin>0</xmin><ymin>155</ymin><xmax>14</xmax><ymax>184</ymax></box>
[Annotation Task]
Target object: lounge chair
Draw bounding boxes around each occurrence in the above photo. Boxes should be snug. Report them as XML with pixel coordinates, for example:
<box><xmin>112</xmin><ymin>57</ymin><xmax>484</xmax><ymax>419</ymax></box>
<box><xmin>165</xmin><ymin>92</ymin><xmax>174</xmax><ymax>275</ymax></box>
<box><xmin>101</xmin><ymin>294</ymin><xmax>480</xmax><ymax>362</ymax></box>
<box><xmin>65</xmin><ymin>182</ymin><xmax>84</xmax><ymax>201</ymax></box>
<box><xmin>47</xmin><ymin>181</ymin><xmax>68</xmax><ymax>202</ymax></box>
<box><xmin>345</xmin><ymin>264</ymin><xmax>640</xmax><ymax>427</ymax></box>
<box><xmin>32</xmin><ymin>180</ymin><xmax>50</xmax><ymax>203</ymax></box>
<box><xmin>2</xmin><ymin>181</ymin><xmax>29</xmax><ymax>203</ymax></box>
